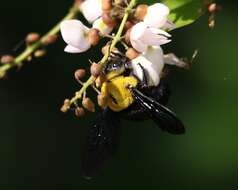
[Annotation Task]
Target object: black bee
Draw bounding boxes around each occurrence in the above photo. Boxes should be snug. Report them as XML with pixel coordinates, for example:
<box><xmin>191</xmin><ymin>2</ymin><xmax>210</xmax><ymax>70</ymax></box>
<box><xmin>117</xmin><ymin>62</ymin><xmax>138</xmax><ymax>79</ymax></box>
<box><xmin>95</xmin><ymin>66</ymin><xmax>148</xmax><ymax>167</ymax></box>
<box><xmin>80</xmin><ymin>51</ymin><xmax>185</xmax><ymax>178</ymax></box>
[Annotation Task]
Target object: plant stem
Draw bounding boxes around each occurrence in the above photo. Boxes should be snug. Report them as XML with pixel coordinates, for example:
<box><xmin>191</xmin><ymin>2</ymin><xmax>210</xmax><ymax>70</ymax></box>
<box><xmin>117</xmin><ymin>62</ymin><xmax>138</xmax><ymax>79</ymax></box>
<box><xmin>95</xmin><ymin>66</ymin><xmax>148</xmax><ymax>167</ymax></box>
<box><xmin>69</xmin><ymin>0</ymin><xmax>137</xmax><ymax>106</ymax></box>
<box><xmin>0</xmin><ymin>5</ymin><xmax>79</xmax><ymax>77</ymax></box>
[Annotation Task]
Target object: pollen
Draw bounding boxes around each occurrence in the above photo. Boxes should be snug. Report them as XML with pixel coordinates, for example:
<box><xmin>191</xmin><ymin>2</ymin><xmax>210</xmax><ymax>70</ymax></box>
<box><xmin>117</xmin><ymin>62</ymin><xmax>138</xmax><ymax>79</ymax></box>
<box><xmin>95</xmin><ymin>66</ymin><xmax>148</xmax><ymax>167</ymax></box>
<box><xmin>101</xmin><ymin>76</ymin><xmax>138</xmax><ymax>112</ymax></box>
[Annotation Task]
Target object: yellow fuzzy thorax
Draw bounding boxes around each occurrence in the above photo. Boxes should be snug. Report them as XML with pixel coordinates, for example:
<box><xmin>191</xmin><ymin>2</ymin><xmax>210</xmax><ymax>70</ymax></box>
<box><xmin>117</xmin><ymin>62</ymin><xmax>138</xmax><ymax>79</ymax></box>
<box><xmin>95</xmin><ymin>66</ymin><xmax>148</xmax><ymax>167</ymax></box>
<box><xmin>101</xmin><ymin>76</ymin><xmax>138</xmax><ymax>112</ymax></box>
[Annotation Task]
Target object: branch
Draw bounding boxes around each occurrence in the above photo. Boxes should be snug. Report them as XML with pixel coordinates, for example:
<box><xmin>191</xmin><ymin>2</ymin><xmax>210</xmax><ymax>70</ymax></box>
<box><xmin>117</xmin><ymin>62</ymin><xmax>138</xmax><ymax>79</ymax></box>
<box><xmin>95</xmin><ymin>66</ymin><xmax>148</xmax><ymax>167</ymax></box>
<box><xmin>0</xmin><ymin>5</ymin><xmax>79</xmax><ymax>78</ymax></box>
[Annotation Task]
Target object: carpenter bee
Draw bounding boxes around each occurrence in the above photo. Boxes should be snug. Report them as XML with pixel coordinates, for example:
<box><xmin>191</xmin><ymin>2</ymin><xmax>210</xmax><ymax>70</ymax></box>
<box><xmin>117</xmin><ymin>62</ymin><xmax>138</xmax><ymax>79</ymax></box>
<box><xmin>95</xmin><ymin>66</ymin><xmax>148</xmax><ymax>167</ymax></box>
<box><xmin>81</xmin><ymin>50</ymin><xmax>185</xmax><ymax>178</ymax></box>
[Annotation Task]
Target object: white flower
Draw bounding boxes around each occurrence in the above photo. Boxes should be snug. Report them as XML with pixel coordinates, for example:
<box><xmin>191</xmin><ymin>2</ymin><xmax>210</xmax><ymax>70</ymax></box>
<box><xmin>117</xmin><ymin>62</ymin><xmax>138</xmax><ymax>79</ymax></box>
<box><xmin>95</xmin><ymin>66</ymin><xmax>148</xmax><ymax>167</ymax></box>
<box><xmin>143</xmin><ymin>3</ymin><xmax>170</xmax><ymax>28</ymax></box>
<box><xmin>60</xmin><ymin>20</ymin><xmax>91</xmax><ymax>53</ymax></box>
<box><xmin>130</xmin><ymin>22</ymin><xmax>171</xmax><ymax>52</ymax></box>
<box><xmin>131</xmin><ymin>46</ymin><xmax>164</xmax><ymax>86</ymax></box>
<box><xmin>92</xmin><ymin>18</ymin><xmax>113</xmax><ymax>35</ymax></box>
<box><xmin>80</xmin><ymin>0</ymin><xmax>103</xmax><ymax>23</ymax></box>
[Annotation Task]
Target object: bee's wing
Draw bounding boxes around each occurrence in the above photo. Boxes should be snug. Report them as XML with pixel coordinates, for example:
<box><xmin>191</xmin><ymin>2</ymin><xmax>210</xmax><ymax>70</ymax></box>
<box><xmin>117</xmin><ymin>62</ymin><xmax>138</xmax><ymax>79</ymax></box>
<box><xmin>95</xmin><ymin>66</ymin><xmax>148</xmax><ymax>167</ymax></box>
<box><xmin>81</xmin><ymin>108</ymin><xmax>120</xmax><ymax>179</ymax></box>
<box><xmin>131</xmin><ymin>88</ymin><xmax>185</xmax><ymax>134</ymax></box>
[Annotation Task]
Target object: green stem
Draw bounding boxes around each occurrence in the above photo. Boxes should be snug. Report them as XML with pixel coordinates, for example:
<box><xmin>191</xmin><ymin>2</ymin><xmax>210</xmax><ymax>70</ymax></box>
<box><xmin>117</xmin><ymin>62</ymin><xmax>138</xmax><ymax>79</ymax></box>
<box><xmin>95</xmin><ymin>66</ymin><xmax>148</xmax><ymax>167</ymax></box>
<box><xmin>69</xmin><ymin>0</ymin><xmax>137</xmax><ymax>106</ymax></box>
<box><xmin>0</xmin><ymin>5</ymin><xmax>79</xmax><ymax>77</ymax></box>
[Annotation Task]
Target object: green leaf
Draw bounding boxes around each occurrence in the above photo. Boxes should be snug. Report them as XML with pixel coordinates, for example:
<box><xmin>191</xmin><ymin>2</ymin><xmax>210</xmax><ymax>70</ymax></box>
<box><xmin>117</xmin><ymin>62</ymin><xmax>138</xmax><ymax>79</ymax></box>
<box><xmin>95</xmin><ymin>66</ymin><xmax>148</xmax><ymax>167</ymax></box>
<box><xmin>162</xmin><ymin>0</ymin><xmax>203</xmax><ymax>29</ymax></box>
<box><xmin>140</xmin><ymin>0</ymin><xmax>203</xmax><ymax>29</ymax></box>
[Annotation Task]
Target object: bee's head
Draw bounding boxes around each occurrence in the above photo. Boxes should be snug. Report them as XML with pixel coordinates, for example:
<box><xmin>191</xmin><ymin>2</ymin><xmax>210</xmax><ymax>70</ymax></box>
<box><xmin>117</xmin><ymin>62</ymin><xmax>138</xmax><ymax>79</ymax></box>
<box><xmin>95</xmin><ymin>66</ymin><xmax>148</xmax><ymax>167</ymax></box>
<box><xmin>104</xmin><ymin>51</ymin><xmax>130</xmax><ymax>79</ymax></box>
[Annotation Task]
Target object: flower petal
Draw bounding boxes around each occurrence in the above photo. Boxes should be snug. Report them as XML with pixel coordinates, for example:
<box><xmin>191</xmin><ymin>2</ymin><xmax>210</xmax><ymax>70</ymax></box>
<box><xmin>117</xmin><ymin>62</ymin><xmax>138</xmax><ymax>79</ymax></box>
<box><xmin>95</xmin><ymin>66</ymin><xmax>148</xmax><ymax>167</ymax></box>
<box><xmin>60</xmin><ymin>19</ymin><xmax>90</xmax><ymax>51</ymax></box>
<box><xmin>131</xmin><ymin>55</ymin><xmax>160</xmax><ymax>86</ymax></box>
<box><xmin>130</xmin><ymin>38</ymin><xmax>147</xmax><ymax>52</ymax></box>
<box><xmin>130</xmin><ymin>22</ymin><xmax>147</xmax><ymax>41</ymax></box>
<box><xmin>132</xmin><ymin>46</ymin><xmax>165</xmax><ymax>86</ymax></box>
<box><xmin>143</xmin><ymin>46</ymin><xmax>163</xmax><ymax>64</ymax></box>
<box><xmin>144</xmin><ymin>3</ymin><xmax>169</xmax><ymax>28</ymax></box>
<box><xmin>80</xmin><ymin>0</ymin><xmax>103</xmax><ymax>23</ymax></box>
<box><xmin>64</xmin><ymin>45</ymin><xmax>88</xmax><ymax>53</ymax></box>
<box><xmin>92</xmin><ymin>17</ymin><xmax>113</xmax><ymax>35</ymax></box>
<box><xmin>150</xmin><ymin>28</ymin><xmax>171</xmax><ymax>37</ymax></box>
<box><xmin>130</xmin><ymin>22</ymin><xmax>148</xmax><ymax>52</ymax></box>
<box><xmin>138</xmin><ymin>27</ymin><xmax>171</xmax><ymax>46</ymax></box>
<box><xmin>163</xmin><ymin>20</ymin><xmax>176</xmax><ymax>30</ymax></box>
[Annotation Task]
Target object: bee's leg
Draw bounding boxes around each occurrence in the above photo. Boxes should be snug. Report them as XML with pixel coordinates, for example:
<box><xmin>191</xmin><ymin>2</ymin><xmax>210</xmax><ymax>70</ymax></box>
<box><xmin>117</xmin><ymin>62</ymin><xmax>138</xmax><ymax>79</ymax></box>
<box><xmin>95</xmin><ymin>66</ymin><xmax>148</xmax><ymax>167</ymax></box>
<box><xmin>137</xmin><ymin>63</ymin><xmax>149</xmax><ymax>88</ymax></box>
<box><xmin>163</xmin><ymin>53</ymin><xmax>189</xmax><ymax>69</ymax></box>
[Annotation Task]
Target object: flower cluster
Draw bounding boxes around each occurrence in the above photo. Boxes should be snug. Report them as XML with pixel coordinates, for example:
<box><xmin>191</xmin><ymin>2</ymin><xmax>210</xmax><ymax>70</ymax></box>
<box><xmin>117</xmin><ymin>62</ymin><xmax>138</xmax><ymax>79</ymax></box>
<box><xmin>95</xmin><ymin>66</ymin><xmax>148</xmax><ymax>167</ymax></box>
<box><xmin>60</xmin><ymin>0</ymin><xmax>187</xmax><ymax>116</ymax></box>
<box><xmin>61</xmin><ymin>1</ymin><xmax>172</xmax><ymax>54</ymax></box>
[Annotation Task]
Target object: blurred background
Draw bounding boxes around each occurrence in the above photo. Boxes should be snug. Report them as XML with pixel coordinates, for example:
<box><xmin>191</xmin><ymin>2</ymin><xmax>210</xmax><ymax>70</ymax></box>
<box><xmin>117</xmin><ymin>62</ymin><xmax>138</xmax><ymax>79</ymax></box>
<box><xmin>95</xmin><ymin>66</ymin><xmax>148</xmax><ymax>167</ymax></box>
<box><xmin>0</xmin><ymin>0</ymin><xmax>237</xmax><ymax>189</ymax></box>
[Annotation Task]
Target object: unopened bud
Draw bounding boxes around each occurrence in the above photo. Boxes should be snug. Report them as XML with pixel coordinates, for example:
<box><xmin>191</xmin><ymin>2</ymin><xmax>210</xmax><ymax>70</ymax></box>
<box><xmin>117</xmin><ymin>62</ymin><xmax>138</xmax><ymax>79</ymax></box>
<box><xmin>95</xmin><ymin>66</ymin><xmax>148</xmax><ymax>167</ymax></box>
<box><xmin>95</xmin><ymin>74</ymin><xmax>106</xmax><ymax>88</ymax></box>
<box><xmin>42</xmin><ymin>35</ymin><xmax>58</xmax><ymax>45</ymax></box>
<box><xmin>124</xmin><ymin>21</ymin><xmax>134</xmax><ymax>30</ymax></box>
<box><xmin>102</xmin><ymin>0</ymin><xmax>112</xmax><ymax>11</ymax></box>
<box><xmin>34</xmin><ymin>49</ymin><xmax>46</xmax><ymax>58</ymax></box>
<box><xmin>126</xmin><ymin>48</ymin><xmax>139</xmax><ymax>60</ymax></box>
<box><xmin>61</xmin><ymin>99</ymin><xmax>71</xmax><ymax>113</ymax></box>
<box><xmin>209</xmin><ymin>19</ymin><xmax>215</xmax><ymax>28</ymax></box>
<box><xmin>75</xmin><ymin>107</ymin><xmax>85</xmax><ymax>117</ymax></box>
<box><xmin>101</xmin><ymin>45</ymin><xmax>118</xmax><ymax>55</ymax></box>
<box><xmin>26</xmin><ymin>33</ymin><xmax>40</xmax><ymax>44</ymax></box>
<box><xmin>74</xmin><ymin>69</ymin><xmax>86</xmax><ymax>81</ymax></box>
<box><xmin>102</xmin><ymin>12</ymin><xmax>117</xmax><ymax>27</ymax></box>
<box><xmin>134</xmin><ymin>4</ymin><xmax>148</xmax><ymax>20</ymax></box>
<box><xmin>27</xmin><ymin>56</ymin><xmax>32</xmax><ymax>62</ymax></box>
<box><xmin>125</xmin><ymin>28</ymin><xmax>132</xmax><ymax>45</ymax></box>
<box><xmin>102</xmin><ymin>45</ymin><xmax>110</xmax><ymax>55</ymax></box>
<box><xmin>90</xmin><ymin>63</ymin><xmax>102</xmax><ymax>77</ymax></box>
<box><xmin>208</xmin><ymin>3</ymin><xmax>217</xmax><ymax>13</ymax></box>
<box><xmin>88</xmin><ymin>28</ymin><xmax>100</xmax><ymax>46</ymax></box>
<box><xmin>1</xmin><ymin>55</ymin><xmax>14</xmax><ymax>64</ymax></box>
<box><xmin>82</xmin><ymin>97</ymin><xmax>95</xmax><ymax>112</ymax></box>
<box><xmin>74</xmin><ymin>0</ymin><xmax>83</xmax><ymax>6</ymax></box>
<box><xmin>97</xmin><ymin>94</ymin><xmax>108</xmax><ymax>108</ymax></box>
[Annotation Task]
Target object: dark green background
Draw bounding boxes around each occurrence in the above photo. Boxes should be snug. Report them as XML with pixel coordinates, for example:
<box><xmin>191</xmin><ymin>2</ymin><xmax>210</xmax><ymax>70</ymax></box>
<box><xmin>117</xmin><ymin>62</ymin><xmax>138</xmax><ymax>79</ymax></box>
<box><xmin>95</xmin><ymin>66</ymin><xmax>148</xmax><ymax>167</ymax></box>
<box><xmin>0</xmin><ymin>0</ymin><xmax>237</xmax><ymax>189</ymax></box>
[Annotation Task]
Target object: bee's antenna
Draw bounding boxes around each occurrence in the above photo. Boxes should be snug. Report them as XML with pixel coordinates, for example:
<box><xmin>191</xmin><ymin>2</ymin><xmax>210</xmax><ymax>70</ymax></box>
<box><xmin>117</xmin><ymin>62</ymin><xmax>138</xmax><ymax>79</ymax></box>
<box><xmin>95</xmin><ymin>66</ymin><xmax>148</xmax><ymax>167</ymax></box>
<box><xmin>191</xmin><ymin>49</ymin><xmax>199</xmax><ymax>63</ymax></box>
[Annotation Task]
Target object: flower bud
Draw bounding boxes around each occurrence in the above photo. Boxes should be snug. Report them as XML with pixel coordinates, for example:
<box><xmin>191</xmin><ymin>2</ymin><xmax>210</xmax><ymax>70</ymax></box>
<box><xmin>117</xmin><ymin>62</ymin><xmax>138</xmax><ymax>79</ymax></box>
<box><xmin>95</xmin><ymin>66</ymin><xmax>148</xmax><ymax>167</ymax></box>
<box><xmin>1</xmin><ymin>55</ymin><xmax>14</xmax><ymax>64</ymax></box>
<box><xmin>208</xmin><ymin>3</ymin><xmax>217</xmax><ymax>13</ymax></box>
<box><xmin>101</xmin><ymin>45</ymin><xmax>110</xmax><ymax>55</ymax></box>
<box><xmin>209</xmin><ymin>19</ymin><xmax>215</xmax><ymax>28</ymax></box>
<box><xmin>125</xmin><ymin>28</ymin><xmax>131</xmax><ymax>45</ymax></box>
<box><xmin>97</xmin><ymin>94</ymin><xmax>108</xmax><ymax>108</ymax></box>
<box><xmin>102</xmin><ymin>0</ymin><xmax>112</xmax><ymax>11</ymax></box>
<box><xmin>126</xmin><ymin>48</ymin><xmax>139</xmax><ymax>60</ymax></box>
<box><xmin>82</xmin><ymin>97</ymin><xmax>95</xmax><ymax>112</ymax></box>
<box><xmin>27</xmin><ymin>56</ymin><xmax>32</xmax><ymax>62</ymax></box>
<box><xmin>101</xmin><ymin>45</ymin><xmax>118</xmax><ymax>55</ymax></box>
<box><xmin>75</xmin><ymin>107</ymin><xmax>85</xmax><ymax>117</ymax></box>
<box><xmin>74</xmin><ymin>0</ymin><xmax>83</xmax><ymax>6</ymax></box>
<box><xmin>95</xmin><ymin>74</ymin><xmax>106</xmax><ymax>88</ymax></box>
<box><xmin>34</xmin><ymin>50</ymin><xmax>46</xmax><ymax>58</ymax></box>
<box><xmin>61</xmin><ymin>99</ymin><xmax>71</xmax><ymax>113</ymax></box>
<box><xmin>102</xmin><ymin>12</ymin><xmax>117</xmax><ymax>27</ymax></box>
<box><xmin>74</xmin><ymin>69</ymin><xmax>86</xmax><ymax>81</ymax></box>
<box><xmin>42</xmin><ymin>35</ymin><xmax>58</xmax><ymax>45</ymax></box>
<box><xmin>134</xmin><ymin>4</ymin><xmax>148</xmax><ymax>21</ymax></box>
<box><xmin>90</xmin><ymin>63</ymin><xmax>102</xmax><ymax>77</ymax></box>
<box><xmin>88</xmin><ymin>28</ymin><xmax>100</xmax><ymax>46</ymax></box>
<box><xmin>124</xmin><ymin>21</ymin><xmax>134</xmax><ymax>30</ymax></box>
<box><xmin>26</xmin><ymin>33</ymin><xmax>40</xmax><ymax>44</ymax></box>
